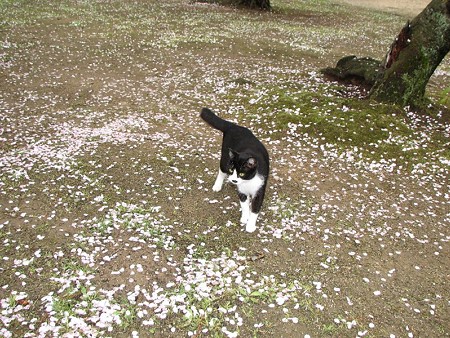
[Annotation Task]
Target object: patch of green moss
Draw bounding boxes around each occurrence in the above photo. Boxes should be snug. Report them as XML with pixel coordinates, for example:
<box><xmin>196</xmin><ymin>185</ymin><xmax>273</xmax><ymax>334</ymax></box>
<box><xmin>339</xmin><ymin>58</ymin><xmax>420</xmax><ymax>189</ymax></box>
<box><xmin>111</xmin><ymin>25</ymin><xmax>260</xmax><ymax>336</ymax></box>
<box><xmin>234</xmin><ymin>81</ymin><xmax>449</xmax><ymax>167</ymax></box>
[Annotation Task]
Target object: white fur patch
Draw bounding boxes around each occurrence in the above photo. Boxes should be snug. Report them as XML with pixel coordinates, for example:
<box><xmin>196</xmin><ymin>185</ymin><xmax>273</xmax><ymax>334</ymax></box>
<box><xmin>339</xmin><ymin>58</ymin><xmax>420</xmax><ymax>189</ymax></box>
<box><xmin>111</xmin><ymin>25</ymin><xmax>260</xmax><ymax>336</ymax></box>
<box><xmin>227</xmin><ymin>170</ymin><xmax>240</xmax><ymax>185</ymax></box>
<box><xmin>245</xmin><ymin>212</ymin><xmax>258</xmax><ymax>233</ymax></box>
<box><xmin>240</xmin><ymin>199</ymin><xmax>250</xmax><ymax>223</ymax></box>
<box><xmin>236</xmin><ymin>173</ymin><xmax>264</xmax><ymax>197</ymax></box>
<box><xmin>212</xmin><ymin>169</ymin><xmax>227</xmax><ymax>192</ymax></box>
<box><xmin>213</xmin><ymin>169</ymin><xmax>263</xmax><ymax>233</ymax></box>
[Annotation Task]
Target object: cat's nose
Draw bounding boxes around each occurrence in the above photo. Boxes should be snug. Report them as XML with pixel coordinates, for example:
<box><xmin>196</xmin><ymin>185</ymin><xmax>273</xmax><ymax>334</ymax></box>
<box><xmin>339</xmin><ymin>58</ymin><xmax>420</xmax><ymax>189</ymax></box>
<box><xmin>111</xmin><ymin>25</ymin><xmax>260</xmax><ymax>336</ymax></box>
<box><xmin>231</xmin><ymin>179</ymin><xmax>238</xmax><ymax>184</ymax></box>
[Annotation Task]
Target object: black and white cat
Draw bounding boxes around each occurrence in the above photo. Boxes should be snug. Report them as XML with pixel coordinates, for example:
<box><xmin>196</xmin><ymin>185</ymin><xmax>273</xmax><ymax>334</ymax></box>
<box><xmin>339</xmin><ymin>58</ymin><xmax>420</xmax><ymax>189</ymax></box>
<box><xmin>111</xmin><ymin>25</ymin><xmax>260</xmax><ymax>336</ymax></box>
<box><xmin>200</xmin><ymin>108</ymin><xmax>269</xmax><ymax>233</ymax></box>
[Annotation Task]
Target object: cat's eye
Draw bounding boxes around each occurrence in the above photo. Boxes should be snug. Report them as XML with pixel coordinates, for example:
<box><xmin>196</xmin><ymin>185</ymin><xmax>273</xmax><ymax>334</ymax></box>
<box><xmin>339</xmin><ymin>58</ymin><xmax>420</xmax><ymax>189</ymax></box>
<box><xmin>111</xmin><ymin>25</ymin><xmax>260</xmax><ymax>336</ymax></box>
<box><xmin>239</xmin><ymin>172</ymin><xmax>245</xmax><ymax>177</ymax></box>
<box><xmin>228</xmin><ymin>168</ymin><xmax>233</xmax><ymax>174</ymax></box>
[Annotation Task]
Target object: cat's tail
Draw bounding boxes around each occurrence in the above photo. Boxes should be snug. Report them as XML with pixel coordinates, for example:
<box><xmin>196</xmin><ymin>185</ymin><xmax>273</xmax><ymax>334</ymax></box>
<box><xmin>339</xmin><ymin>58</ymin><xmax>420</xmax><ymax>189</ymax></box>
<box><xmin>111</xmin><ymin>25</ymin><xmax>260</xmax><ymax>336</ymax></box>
<box><xmin>200</xmin><ymin>108</ymin><xmax>233</xmax><ymax>133</ymax></box>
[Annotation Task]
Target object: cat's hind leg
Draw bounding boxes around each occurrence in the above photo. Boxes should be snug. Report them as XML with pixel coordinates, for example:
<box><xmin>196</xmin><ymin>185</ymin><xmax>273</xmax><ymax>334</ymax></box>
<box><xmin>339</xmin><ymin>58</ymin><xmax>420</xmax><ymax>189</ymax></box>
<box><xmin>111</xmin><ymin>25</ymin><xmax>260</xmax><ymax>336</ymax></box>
<box><xmin>212</xmin><ymin>169</ymin><xmax>227</xmax><ymax>192</ymax></box>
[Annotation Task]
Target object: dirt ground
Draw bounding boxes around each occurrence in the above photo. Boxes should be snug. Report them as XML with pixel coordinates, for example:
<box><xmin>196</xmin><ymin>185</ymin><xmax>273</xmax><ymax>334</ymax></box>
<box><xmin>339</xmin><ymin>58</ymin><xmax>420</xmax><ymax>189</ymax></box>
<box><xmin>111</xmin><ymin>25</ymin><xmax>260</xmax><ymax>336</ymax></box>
<box><xmin>336</xmin><ymin>0</ymin><xmax>430</xmax><ymax>17</ymax></box>
<box><xmin>1</xmin><ymin>0</ymin><xmax>449</xmax><ymax>337</ymax></box>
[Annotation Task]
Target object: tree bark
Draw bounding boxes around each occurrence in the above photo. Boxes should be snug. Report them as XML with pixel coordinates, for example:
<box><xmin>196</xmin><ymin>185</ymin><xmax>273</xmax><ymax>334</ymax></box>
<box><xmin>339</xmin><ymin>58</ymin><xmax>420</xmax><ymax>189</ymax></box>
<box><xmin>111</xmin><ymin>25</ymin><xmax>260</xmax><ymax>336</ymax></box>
<box><xmin>197</xmin><ymin>0</ymin><xmax>271</xmax><ymax>10</ymax></box>
<box><xmin>237</xmin><ymin>0</ymin><xmax>271</xmax><ymax>10</ymax></box>
<box><xmin>369</xmin><ymin>0</ymin><xmax>450</xmax><ymax>107</ymax></box>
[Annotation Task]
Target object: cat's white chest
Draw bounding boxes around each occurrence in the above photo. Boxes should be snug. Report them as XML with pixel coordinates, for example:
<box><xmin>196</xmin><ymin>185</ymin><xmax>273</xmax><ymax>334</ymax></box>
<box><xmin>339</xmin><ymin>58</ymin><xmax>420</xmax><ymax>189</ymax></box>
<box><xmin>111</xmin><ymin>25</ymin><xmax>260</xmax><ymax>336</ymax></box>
<box><xmin>237</xmin><ymin>174</ymin><xmax>264</xmax><ymax>196</ymax></box>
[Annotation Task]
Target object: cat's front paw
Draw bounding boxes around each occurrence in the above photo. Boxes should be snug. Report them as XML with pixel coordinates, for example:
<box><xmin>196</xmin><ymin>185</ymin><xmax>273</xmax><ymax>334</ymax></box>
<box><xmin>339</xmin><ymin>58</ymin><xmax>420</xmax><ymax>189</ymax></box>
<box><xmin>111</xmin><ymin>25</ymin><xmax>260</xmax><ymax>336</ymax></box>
<box><xmin>240</xmin><ymin>208</ymin><xmax>249</xmax><ymax>224</ymax></box>
<box><xmin>245</xmin><ymin>223</ymin><xmax>256</xmax><ymax>233</ymax></box>
<box><xmin>245</xmin><ymin>213</ymin><xmax>258</xmax><ymax>233</ymax></box>
<box><xmin>212</xmin><ymin>183</ymin><xmax>222</xmax><ymax>192</ymax></box>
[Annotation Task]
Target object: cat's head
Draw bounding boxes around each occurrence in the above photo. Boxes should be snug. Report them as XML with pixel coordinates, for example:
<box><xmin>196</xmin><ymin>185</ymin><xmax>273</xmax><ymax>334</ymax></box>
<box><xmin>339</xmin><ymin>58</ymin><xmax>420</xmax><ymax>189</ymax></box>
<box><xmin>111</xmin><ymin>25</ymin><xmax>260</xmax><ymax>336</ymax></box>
<box><xmin>227</xmin><ymin>149</ymin><xmax>257</xmax><ymax>185</ymax></box>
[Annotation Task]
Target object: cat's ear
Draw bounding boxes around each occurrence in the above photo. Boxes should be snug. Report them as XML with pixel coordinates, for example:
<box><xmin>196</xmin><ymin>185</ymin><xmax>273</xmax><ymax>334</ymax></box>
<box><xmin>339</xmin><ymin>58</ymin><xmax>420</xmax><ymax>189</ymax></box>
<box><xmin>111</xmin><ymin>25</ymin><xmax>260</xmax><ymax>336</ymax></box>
<box><xmin>245</xmin><ymin>157</ymin><xmax>257</xmax><ymax>169</ymax></box>
<box><xmin>228</xmin><ymin>149</ymin><xmax>238</xmax><ymax>159</ymax></box>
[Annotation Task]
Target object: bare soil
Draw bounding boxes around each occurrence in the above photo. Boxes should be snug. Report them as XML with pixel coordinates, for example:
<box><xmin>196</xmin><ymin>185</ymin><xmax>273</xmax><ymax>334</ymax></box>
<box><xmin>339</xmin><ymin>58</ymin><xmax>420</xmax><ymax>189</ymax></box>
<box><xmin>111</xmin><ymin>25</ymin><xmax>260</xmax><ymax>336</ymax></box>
<box><xmin>336</xmin><ymin>0</ymin><xmax>430</xmax><ymax>17</ymax></box>
<box><xmin>1</xmin><ymin>0</ymin><xmax>449</xmax><ymax>337</ymax></box>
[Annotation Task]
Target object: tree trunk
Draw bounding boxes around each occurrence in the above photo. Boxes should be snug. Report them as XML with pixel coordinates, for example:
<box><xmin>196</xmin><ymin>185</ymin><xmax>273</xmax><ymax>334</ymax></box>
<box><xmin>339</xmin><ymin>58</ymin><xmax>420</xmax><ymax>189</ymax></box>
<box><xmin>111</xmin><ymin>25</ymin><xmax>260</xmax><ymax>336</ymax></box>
<box><xmin>239</xmin><ymin>0</ymin><xmax>271</xmax><ymax>10</ymax></box>
<box><xmin>369</xmin><ymin>0</ymin><xmax>450</xmax><ymax>107</ymax></box>
<box><xmin>195</xmin><ymin>0</ymin><xmax>270</xmax><ymax>10</ymax></box>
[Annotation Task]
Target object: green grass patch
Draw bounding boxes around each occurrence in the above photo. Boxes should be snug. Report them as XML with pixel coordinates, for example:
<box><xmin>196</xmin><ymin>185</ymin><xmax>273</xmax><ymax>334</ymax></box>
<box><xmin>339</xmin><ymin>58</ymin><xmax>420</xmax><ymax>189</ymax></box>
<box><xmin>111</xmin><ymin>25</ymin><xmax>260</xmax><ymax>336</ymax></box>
<box><xmin>231</xmin><ymin>81</ymin><xmax>449</xmax><ymax>168</ymax></box>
